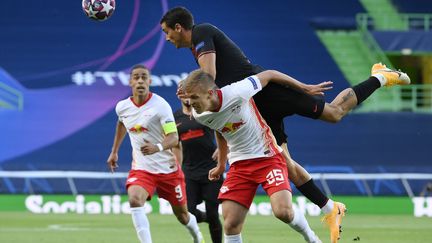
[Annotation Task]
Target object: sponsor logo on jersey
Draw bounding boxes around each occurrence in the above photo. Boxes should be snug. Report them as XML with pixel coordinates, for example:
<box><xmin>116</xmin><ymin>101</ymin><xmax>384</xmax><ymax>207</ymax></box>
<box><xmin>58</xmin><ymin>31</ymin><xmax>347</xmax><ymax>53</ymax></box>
<box><xmin>220</xmin><ymin>186</ymin><xmax>229</xmax><ymax>194</ymax></box>
<box><xmin>129</xmin><ymin>124</ymin><xmax>149</xmax><ymax>133</ymax></box>
<box><xmin>180</xmin><ymin>129</ymin><xmax>205</xmax><ymax>141</ymax></box>
<box><xmin>220</xmin><ymin>121</ymin><xmax>245</xmax><ymax>133</ymax></box>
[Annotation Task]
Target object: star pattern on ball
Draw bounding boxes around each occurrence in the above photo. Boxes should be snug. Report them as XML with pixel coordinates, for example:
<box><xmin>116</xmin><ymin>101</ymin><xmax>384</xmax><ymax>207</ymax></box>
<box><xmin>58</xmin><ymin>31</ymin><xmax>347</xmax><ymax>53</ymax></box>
<box><xmin>86</xmin><ymin>5</ymin><xmax>98</xmax><ymax>19</ymax></box>
<box><xmin>100</xmin><ymin>1</ymin><xmax>114</xmax><ymax>14</ymax></box>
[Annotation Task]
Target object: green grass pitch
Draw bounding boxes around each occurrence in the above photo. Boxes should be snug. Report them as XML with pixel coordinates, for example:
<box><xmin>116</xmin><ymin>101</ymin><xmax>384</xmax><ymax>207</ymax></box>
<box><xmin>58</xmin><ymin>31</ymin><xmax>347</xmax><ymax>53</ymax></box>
<box><xmin>0</xmin><ymin>212</ymin><xmax>431</xmax><ymax>243</ymax></box>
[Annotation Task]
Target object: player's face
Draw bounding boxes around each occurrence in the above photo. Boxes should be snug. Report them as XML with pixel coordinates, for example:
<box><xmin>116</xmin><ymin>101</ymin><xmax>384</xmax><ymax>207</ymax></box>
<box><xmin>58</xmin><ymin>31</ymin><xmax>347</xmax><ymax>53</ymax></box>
<box><xmin>161</xmin><ymin>22</ymin><xmax>187</xmax><ymax>48</ymax></box>
<box><xmin>130</xmin><ymin>68</ymin><xmax>151</xmax><ymax>97</ymax></box>
<box><xmin>186</xmin><ymin>86</ymin><xmax>211</xmax><ymax>114</ymax></box>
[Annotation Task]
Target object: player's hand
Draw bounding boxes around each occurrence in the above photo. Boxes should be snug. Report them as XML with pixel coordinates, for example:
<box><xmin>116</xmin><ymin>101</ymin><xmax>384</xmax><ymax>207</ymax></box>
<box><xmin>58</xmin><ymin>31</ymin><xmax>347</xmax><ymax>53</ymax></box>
<box><xmin>208</xmin><ymin>166</ymin><xmax>224</xmax><ymax>181</ymax></box>
<box><xmin>176</xmin><ymin>81</ymin><xmax>190</xmax><ymax>100</ymax></box>
<box><xmin>211</xmin><ymin>148</ymin><xmax>219</xmax><ymax>161</ymax></box>
<box><xmin>141</xmin><ymin>139</ymin><xmax>159</xmax><ymax>155</ymax></box>
<box><xmin>107</xmin><ymin>152</ymin><xmax>119</xmax><ymax>173</ymax></box>
<box><xmin>303</xmin><ymin>81</ymin><xmax>333</xmax><ymax>96</ymax></box>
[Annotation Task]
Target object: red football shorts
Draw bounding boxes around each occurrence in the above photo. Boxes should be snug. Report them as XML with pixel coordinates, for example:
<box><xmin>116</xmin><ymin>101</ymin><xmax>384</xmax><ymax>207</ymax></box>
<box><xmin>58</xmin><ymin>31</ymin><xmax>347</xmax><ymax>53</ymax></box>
<box><xmin>126</xmin><ymin>168</ymin><xmax>187</xmax><ymax>206</ymax></box>
<box><xmin>218</xmin><ymin>153</ymin><xmax>291</xmax><ymax>208</ymax></box>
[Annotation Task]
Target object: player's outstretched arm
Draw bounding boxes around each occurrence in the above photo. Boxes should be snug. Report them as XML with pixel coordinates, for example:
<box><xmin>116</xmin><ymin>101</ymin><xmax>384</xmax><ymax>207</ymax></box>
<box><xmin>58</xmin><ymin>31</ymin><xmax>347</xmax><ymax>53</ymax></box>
<box><xmin>209</xmin><ymin>131</ymin><xmax>228</xmax><ymax>181</ymax></box>
<box><xmin>198</xmin><ymin>53</ymin><xmax>217</xmax><ymax>79</ymax></box>
<box><xmin>256</xmin><ymin>70</ymin><xmax>333</xmax><ymax>96</ymax></box>
<box><xmin>107</xmin><ymin>121</ymin><xmax>127</xmax><ymax>172</ymax></box>
<box><xmin>177</xmin><ymin>53</ymin><xmax>216</xmax><ymax>99</ymax></box>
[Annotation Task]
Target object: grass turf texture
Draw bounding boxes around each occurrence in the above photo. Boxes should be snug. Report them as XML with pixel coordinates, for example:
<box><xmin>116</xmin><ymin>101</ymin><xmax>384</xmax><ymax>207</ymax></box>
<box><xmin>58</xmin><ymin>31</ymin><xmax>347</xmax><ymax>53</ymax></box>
<box><xmin>0</xmin><ymin>212</ymin><xmax>431</xmax><ymax>243</ymax></box>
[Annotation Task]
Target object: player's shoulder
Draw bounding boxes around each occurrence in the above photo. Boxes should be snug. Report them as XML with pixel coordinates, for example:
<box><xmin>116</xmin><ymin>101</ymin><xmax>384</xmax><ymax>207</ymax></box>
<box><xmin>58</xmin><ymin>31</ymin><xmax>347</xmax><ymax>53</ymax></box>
<box><xmin>221</xmin><ymin>76</ymin><xmax>260</xmax><ymax>99</ymax></box>
<box><xmin>194</xmin><ymin>23</ymin><xmax>216</xmax><ymax>30</ymax></box>
<box><xmin>193</xmin><ymin>23</ymin><xmax>221</xmax><ymax>35</ymax></box>
<box><xmin>115</xmin><ymin>97</ymin><xmax>132</xmax><ymax>111</ymax></box>
<box><xmin>150</xmin><ymin>93</ymin><xmax>173</xmax><ymax>110</ymax></box>
<box><xmin>150</xmin><ymin>92</ymin><xmax>169</xmax><ymax>104</ymax></box>
<box><xmin>219</xmin><ymin>85</ymin><xmax>238</xmax><ymax>103</ymax></box>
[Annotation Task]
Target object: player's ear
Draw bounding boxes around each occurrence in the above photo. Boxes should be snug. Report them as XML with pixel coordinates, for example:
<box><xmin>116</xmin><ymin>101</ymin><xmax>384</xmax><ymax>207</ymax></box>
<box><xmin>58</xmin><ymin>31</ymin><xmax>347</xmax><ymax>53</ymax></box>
<box><xmin>208</xmin><ymin>89</ymin><xmax>214</xmax><ymax>95</ymax></box>
<box><xmin>149</xmin><ymin>79</ymin><xmax>152</xmax><ymax>85</ymax></box>
<box><xmin>175</xmin><ymin>23</ymin><xmax>182</xmax><ymax>32</ymax></box>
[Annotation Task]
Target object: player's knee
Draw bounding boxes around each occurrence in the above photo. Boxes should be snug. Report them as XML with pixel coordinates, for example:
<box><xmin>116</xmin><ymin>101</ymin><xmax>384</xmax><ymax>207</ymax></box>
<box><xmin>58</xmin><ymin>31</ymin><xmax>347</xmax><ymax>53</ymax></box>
<box><xmin>208</xmin><ymin>215</ymin><xmax>222</xmax><ymax>227</ymax></box>
<box><xmin>207</xmin><ymin>210</ymin><xmax>219</xmax><ymax>220</ymax></box>
<box><xmin>128</xmin><ymin>195</ymin><xmax>144</xmax><ymax>207</ymax></box>
<box><xmin>223</xmin><ymin>219</ymin><xmax>241</xmax><ymax>234</ymax></box>
<box><xmin>273</xmin><ymin>206</ymin><xmax>294</xmax><ymax>222</ymax></box>
<box><xmin>207</xmin><ymin>211</ymin><xmax>220</xmax><ymax>224</ymax></box>
<box><xmin>326</xmin><ymin>108</ymin><xmax>343</xmax><ymax>123</ymax></box>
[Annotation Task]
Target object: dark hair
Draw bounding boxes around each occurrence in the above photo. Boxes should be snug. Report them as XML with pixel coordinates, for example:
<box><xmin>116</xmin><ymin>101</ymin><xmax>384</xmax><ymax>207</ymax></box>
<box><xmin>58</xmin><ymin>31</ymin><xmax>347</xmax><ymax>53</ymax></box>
<box><xmin>160</xmin><ymin>6</ymin><xmax>194</xmax><ymax>30</ymax></box>
<box><xmin>130</xmin><ymin>64</ymin><xmax>149</xmax><ymax>75</ymax></box>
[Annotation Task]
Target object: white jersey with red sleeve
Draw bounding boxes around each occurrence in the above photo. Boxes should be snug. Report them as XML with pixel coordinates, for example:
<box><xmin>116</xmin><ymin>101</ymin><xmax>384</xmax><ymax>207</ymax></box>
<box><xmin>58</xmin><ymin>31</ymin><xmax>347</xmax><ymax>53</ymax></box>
<box><xmin>193</xmin><ymin>75</ymin><xmax>282</xmax><ymax>165</ymax></box>
<box><xmin>115</xmin><ymin>93</ymin><xmax>178</xmax><ymax>174</ymax></box>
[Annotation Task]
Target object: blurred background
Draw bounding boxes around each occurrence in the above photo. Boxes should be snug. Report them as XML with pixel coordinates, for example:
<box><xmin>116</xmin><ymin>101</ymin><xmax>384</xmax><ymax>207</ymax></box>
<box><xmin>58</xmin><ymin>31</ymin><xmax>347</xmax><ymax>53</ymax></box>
<box><xmin>0</xmin><ymin>0</ymin><xmax>431</xmax><ymax>203</ymax></box>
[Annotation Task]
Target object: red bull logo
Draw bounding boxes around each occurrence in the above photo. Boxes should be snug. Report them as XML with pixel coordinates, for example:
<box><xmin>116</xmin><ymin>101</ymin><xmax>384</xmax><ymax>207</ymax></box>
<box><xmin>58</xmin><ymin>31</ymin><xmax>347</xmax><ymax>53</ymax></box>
<box><xmin>129</xmin><ymin>124</ymin><xmax>149</xmax><ymax>133</ymax></box>
<box><xmin>221</xmin><ymin>121</ymin><xmax>245</xmax><ymax>133</ymax></box>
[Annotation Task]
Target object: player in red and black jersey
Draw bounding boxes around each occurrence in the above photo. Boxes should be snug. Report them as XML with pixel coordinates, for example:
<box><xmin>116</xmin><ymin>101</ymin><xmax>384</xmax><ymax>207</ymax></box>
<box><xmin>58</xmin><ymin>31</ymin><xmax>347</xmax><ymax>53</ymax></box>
<box><xmin>173</xmin><ymin>98</ymin><xmax>223</xmax><ymax>243</ymax></box>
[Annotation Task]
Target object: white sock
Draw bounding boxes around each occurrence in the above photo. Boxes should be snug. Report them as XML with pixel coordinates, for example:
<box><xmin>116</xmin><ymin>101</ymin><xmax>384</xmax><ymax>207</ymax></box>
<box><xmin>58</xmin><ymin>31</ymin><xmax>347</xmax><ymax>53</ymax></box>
<box><xmin>131</xmin><ymin>206</ymin><xmax>152</xmax><ymax>243</ymax></box>
<box><xmin>289</xmin><ymin>207</ymin><xmax>318</xmax><ymax>243</ymax></box>
<box><xmin>321</xmin><ymin>199</ymin><xmax>334</xmax><ymax>214</ymax></box>
<box><xmin>224</xmin><ymin>233</ymin><xmax>243</xmax><ymax>243</ymax></box>
<box><xmin>372</xmin><ymin>73</ymin><xmax>386</xmax><ymax>87</ymax></box>
<box><xmin>185</xmin><ymin>212</ymin><xmax>201</xmax><ymax>242</ymax></box>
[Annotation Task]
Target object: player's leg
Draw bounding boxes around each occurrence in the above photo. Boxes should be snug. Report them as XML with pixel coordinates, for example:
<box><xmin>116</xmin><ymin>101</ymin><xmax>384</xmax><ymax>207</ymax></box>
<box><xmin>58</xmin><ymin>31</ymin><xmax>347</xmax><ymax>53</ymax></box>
<box><xmin>157</xmin><ymin>170</ymin><xmax>204</xmax><ymax>243</ymax></box>
<box><xmin>262</xmin><ymin>114</ymin><xmax>332</xmax><ymax>210</ymax></box>
<box><xmin>261</xmin><ymin>154</ymin><xmax>321</xmax><ymax>243</ymax></box>
<box><xmin>126</xmin><ymin>170</ymin><xmax>154</xmax><ymax>243</ymax></box>
<box><xmin>280</xmin><ymin>144</ymin><xmax>333</xmax><ymax>208</ymax></box>
<box><xmin>185</xmin><ymin>178</ymin><xmax>207</xmax><ymax>222</ymax></box>
<box><xmin>319</xmin><ymin>63</ymin><xmax>410</xmax><ymax>123</ymax></box>
<box><xmin>171</xmin><ymin>204</ymin><xmax>204</xmax><ymax>243</ymax></box>
<box><xmin>270</xmin><ymin>190</ymin><xmax>321</xmax><ymax>243</ymax></box>
<box><xmin>221</xmin><ymin>200</ymin><xmax>248</xmax><ymax>243</ymax></box>
<box><xmin>217</xmin><ymin>161</ymin><xmax>260</xmax><ymax>243</ymax></box>
<box><xmin>202</xmin><ymin>179</ymin><xmax>223</xmax><ymax>243</ymax></box>
<box><xmin>255</xmin><ymin>94</ymin><xmax>346</xmax><ymax>242</ymax></box>
<box><xmin>280</xmin><ymin>143</ymin><xmax>346</xmax><ymax>243</ymax></box>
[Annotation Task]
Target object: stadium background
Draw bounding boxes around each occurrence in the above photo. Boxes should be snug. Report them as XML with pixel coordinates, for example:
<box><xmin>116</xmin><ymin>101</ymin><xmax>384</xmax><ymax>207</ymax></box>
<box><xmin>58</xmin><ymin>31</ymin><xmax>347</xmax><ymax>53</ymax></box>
<box><xmin>0</xmin><ymin>0</ymin><xmax>431</xmax><ymax>198</ymax></box>
<box><xmin>1</xmin><ymin>1</ymin><xmax>432</xmax><ymax>242</ymax></box>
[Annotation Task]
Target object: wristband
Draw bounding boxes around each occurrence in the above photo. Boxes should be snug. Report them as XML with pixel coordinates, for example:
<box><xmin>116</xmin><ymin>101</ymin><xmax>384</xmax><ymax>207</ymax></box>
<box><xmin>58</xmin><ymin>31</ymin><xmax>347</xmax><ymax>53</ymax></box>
<box><xmin>156</xmin><ymin>143</ymin><xmax>163</xmax><ymax>152</ymax></box>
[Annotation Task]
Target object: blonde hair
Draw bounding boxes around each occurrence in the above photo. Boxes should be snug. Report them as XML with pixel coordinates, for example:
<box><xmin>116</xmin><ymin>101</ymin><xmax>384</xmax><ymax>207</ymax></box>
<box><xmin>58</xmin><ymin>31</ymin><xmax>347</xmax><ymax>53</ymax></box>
<box><xmin>184</xmin><ymin>69</ymin><xmax>217</xmax><ymax>93</ymax></box>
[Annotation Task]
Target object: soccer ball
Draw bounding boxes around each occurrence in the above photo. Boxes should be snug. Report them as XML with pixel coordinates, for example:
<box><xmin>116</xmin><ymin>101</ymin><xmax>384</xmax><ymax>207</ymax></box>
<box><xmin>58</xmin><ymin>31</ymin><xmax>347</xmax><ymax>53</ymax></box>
<box><xmin>82</xmin><ymin>0</ymin><xmax>116</xmax><ymax>21</ymax></box>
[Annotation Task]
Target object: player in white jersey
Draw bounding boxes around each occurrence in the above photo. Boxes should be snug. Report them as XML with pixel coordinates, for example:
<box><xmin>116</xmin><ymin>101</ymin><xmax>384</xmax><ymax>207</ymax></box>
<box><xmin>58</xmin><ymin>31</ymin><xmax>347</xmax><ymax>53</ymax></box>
<box><xmin>183</xmin><ymin>69</ymin><xmax>331</xmax><ymax>243</ymax></box>
<box><xmin>107</xmin><ymin>64</ymin><xmax>204</xmax><ymax>243</ymax></box>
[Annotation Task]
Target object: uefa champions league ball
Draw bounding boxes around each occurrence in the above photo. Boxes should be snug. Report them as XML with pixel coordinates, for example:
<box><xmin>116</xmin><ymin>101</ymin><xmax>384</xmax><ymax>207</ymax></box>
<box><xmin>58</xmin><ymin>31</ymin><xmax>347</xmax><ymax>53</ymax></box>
<box><xmin>82</xmin><ymin>0</ymin><xmax>116</xmax><ymax>21</ymax></box>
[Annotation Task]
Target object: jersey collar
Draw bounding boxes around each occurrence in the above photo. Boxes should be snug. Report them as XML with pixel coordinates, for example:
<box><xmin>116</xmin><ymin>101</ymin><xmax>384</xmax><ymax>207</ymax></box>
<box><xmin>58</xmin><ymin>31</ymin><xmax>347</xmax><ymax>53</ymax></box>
<box><xmin>130</xmin><ymin>92</ymin><xmax>153</xmax><ymax>108</ymax></box>
<box><xmin>211</xmin><ymin>90</ymin><xmax>223</xmax><ymax>112</ymax></box>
